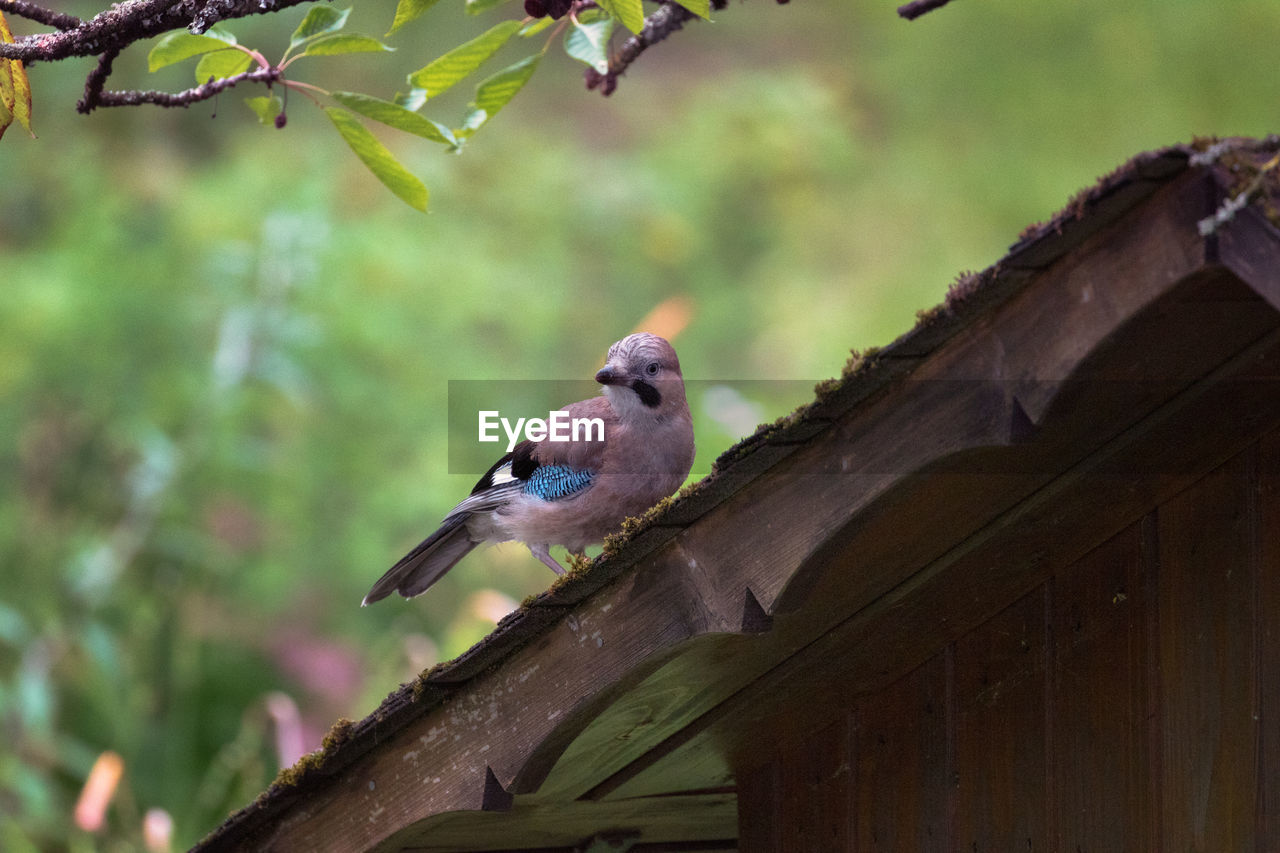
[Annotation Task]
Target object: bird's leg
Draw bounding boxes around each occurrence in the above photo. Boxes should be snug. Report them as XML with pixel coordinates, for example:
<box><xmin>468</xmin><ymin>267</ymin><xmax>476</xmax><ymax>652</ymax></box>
<box><xmin>528</xmin><ymin>543</ymin><xmax>567</xmax><ymax>575</ymax></box>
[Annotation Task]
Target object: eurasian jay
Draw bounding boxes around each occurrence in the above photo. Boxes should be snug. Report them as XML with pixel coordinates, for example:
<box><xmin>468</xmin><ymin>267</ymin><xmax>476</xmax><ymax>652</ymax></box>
<box><xmin>362</xmin><ymin>333</ymin><xmax>695</xmax><ymax>605</ymax></box>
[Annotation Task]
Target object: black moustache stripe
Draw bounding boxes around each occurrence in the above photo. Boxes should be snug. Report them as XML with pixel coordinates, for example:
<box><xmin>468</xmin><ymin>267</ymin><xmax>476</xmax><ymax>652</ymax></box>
<box><xmin>631</xmin><ymin>379</ymin><xmax>662</xmax><ymax>408</ymax></box>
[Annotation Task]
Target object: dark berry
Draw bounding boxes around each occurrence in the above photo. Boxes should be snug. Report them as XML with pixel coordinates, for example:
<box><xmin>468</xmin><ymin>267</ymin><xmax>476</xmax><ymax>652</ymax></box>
<box><xmin>274</xmin><ymin>112</ymin><xmax>287</xmax><ymax>129</ymax></box>
<box><xmin>524</xmin><ymin>0</ymin><xmax>546</xmax><ymax>16</ymax></box>
<box><xmin>545</xmin><ymin>0</ymin><xmax>572</xmax><ymax>18</ymax></box>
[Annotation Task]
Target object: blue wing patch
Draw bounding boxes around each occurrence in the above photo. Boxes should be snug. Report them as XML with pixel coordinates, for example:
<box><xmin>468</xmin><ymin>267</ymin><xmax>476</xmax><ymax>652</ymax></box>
<box><xmin>522</xmin><ymin>465</ymin><xmax>594</xmax><ymax>501</ymax></box>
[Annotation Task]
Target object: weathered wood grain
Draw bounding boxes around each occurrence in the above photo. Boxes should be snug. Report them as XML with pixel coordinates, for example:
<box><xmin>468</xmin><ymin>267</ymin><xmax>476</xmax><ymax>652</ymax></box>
<box><xmin>952</xmin><ymin>589</ymin><xmax>1049</xmax><ymax>850</ymax></box>
<box><xmin>853</xmin><ymin>655</ymin><xmax>949</xmax><ymax>852</ymax></box>
<box><xmin>728</xmin><ymin>430</ymin><xmax>1280</xmax><ymax>853</ymax></box>
<box><xmin>1259</xmin><ymin>430</ymin><xmax>1280</xmax><ymax>850</ymax></box>
<box><xmin>618</xmin><ymin>322</ymin><xmax>1280</xmax><ymax>806</ymax></box>
<box><xmin>529</xmin><ymin>174</ymin><xmax>1243</xmax><ymax>811</ymax></box>
<box><xmin>780</xmin><ymin>716</ymin><xmax>855</xmax><ymax>851</ymax></box>
<box><xmin>193</xmin><ymin>145</ymin><xmax>1280</xmax><ymax>853</ymax></box>
<box><xmin>1050</xmin><ymin>521</ymin><xmax>1152</xmax><ymax>851</ymax></box>
<box><xmin>1216</xmin><ymin>183</ymin><xmax>1280</xmax><ymax>312</ymax></box>
<box><xmin>1157</xmin><ymin>451</ymin><xmax>1259</xmax><ymax>851</ymax></box>
<box><xmin>383</xmin><ymin>792</ymin><xmax>737</xmax><ymax>852</ymax></box>
<box><xmin>735</xmin><ymin>759</ymin><xmax>779</xmax><ymax>853</ymax></box>
<box><xmin>776</xmin><ymin>173</ymin><xmax>1225</xmax><ymax>622</ymax></box>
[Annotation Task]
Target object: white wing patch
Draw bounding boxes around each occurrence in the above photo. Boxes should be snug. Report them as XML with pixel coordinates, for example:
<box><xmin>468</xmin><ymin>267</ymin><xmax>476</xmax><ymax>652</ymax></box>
<box><xmin>489</xmin><ymin>463</ymin><xmax>517</xmax><ymax>487</ymax></box>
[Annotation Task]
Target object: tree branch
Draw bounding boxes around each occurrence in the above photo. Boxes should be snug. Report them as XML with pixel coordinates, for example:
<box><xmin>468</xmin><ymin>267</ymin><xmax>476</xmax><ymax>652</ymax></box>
<box><xmin>0</xmin><ymin>0</ymin><xmax>82</xmax><ymax>30</ymax></box>
<box><xmin>586</xmin><ymin>0</ymin><xmax>725</xmax><ymax>97</ymax></box>
<box><xmin>76</xmin><ymin>46</ymin><xmax>118</xmax><ymax>112</ymax></box>
<box><xmin>897</xmin><ymin>0</ymin><xmax>957</xmax><ymax>21</ymax></box>
<box><xmin>1</xmin><ymin>0</ymin><xmax>304</xmax><ymax>120</ymax></box>
<box><xmin>0</xmin><ymin>0</ymin><xmax>309</xmax><ymax>64</ymax></box>
<box><xmin>87</xmin><ymin>66</ymin><xmax>280</xmax><ymax>109</ymax></box>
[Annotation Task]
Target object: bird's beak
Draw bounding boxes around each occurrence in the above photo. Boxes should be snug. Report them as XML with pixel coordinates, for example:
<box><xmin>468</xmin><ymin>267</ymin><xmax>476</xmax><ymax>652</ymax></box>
<box><xmin>595</xmin><ymin>364</ymin><xmax>621</xmax><ymax>386</ymax></box>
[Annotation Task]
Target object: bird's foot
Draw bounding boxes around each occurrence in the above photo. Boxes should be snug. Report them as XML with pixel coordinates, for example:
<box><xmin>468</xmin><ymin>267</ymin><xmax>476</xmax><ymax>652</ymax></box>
<box><xmin>528</xmin><ymin>543</ymin><xmax>567</xmax><ymax>575</ymax></box>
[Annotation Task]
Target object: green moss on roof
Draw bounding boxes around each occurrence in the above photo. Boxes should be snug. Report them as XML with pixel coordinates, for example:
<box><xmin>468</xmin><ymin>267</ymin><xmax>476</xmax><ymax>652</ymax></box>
<box><xmin>271</xmin><ymin>748</ymin><xmax>323</xmax><ymax>790</ymax></box>
<box><xmin>538</xmin><ymin>138</ymin><xmax>1280</xmax><ymax>584</ymax></box>
<box><xmin>552</xmin><ymin>480</ymin><xmax>713</xmax><ymax>573</ymax></box>
<box><xmin>1219</xmin><ymin>147</ymin><xmax>1280</xmax><ymax>228</ymax></box>
<box><xmin>841</xmin><ymin>346</ymin><xmax>883</xmax><ymax>379</ymax></box>
<box><xmin>412</xmin><ymin>662</ymin><xmax>448</xmax><ymax>700</ymax></box>
<box><xmin>201</xmin><ymin>139</ymin><xmax>1280</xmax><ymax>853</ymax></box>
<box><xmin>914</xmin><ymin>302</ymin><xmax>949</xmax><ymax>327</ymax></box>
<box><xmin>540</xmin><ymin>550</ymin><xmax>599</xmax><ymax>594</ymax></box>
<box><xmin>565</xmin><ymin>551</ymin><xmax>594</xmax><ymax>573</ymax></box>
<box><xmin>599</xmin><ymin>493</ymin><xmax>679</xmax><ymax>558</ymax></box>
<box><xmin>1184</xmin><ymin>137</ymin><xmax>1280</xmax><ymax>234</ymax></box>
<box><xmin>675</xmin><ymin>478</ymin><xmax>707</xmax><ymax>502</ymax></box>
<box><xmin>945</xmin><ymin>268</ymin><xmax>995</xmax><ymax>309</ymax></box>
<box><xmin>1016</xmin><ymin>220</ymin><xmax>1046</xmax><ymax>242</ymax></box>
<box><xmin>266</xmin><ymin>716</ymin><xmax>356</xmax><ymax>793</ymax></box>
<box><xmin>322</xmin><ymin>717</ymin><xmax>354</xmax><ymax>751</ymax></box>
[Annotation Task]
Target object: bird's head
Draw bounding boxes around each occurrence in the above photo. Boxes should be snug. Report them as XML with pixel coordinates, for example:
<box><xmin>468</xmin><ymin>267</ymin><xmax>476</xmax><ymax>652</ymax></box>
<box><xmin>595</xmin><ymin>332</ymin><xmax>687</xmax><ymax>419</ymax></box>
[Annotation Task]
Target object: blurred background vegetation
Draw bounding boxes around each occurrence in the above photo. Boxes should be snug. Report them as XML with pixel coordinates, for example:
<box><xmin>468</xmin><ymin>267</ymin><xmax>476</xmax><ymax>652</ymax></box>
<box><xmin>2</xmin><ymin>0</ymin><xmax>1279</xmax><ymax>848</ymax></box>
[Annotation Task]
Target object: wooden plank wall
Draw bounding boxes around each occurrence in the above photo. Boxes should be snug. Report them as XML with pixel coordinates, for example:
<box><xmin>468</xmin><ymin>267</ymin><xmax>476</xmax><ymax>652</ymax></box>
<box><xmin>738</xmin><ymin>430</ymin><xmax>1280</xmax><ymax>852</ymax></box>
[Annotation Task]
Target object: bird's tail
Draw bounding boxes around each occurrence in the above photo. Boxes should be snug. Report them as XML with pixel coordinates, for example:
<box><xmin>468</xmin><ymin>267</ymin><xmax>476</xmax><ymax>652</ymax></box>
<box><xmin>362</xmin><ymin>514</ymin><xmax>478</xmax><ymax>605</ymax></box>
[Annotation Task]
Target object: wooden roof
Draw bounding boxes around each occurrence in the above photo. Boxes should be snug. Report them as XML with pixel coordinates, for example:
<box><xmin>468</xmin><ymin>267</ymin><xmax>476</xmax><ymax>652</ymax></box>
<box><xmin>194</xmin><ymin>136</ymin><xmax>1280</xmax><ymax>852</ymax></box>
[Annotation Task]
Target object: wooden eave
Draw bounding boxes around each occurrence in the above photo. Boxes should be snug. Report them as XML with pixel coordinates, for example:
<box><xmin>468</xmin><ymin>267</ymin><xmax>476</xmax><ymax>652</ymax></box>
<box><xmin>194</xmin><ymin>137</ymin><xmax>1280</xmax><ymax>852</ymax></box>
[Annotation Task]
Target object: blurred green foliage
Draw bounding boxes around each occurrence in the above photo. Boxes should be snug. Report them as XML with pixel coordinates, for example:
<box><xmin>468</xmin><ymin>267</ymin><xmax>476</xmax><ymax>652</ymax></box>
<box><xmin>2</xmin><ymin>0</ymin><xmax>1279</xmax><ymax>848</ymax></box>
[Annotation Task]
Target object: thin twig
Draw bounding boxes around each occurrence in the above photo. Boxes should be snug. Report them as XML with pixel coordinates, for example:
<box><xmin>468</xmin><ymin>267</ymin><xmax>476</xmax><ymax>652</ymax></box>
<box><xmin>586</xmin><ymin>1</ymin><xmax>699</xmax><ymax>97</ymax></box>
<box><xmin>91</xmin><ymin>66</ymin><xmax>280</xmax><ymax>109</ymax></box>
<box><xmin>279</xmin><ymin>77</ymin><xmax>326</xmax><ymax>107</ymax></box>
<box><xmin>0</xmin><ymin>0</ymin><xmax>309</xmax><ymax>64</ymax></box>
<box><xmin>76</xmin><ymin>46</ymin><xmax>119</xmax><ymax>113</ymax></box>
<box><xmin>0</xmin><ymin>0</ymin><xmax>82</xmax><ymax>30</ymax></box>
<box><xmin>897</xmin><ymin>0</ymin><xmax>956</xmax><ymax>21</ymax></box>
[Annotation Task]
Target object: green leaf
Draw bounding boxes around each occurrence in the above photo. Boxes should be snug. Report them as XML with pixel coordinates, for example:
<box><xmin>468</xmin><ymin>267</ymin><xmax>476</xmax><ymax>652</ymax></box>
<box><xmin>518</xmin><ymin>17</ymin><xmax>555</xmax><ymax>38</ymax></box>
<box><xmin>457</xmin><ymin>108</ymin><xmax>487</xmax><ymax>135</ymax></box>
<box><xmin>395</xmin><ymin>88</ymin><xmax>427</xmax><ymax>111</ymax></box>
<box><xmin>324</xmin><ymin>107</ymin><xmax>428</xmax><ymax>212</ymax></box>
<box><xmin>458</xmin><ymin>53</ymin><xmax>541</xmax><ymax>137</ymax></box>
<box><xmin>193</xmin><ymin>48</ymin><xmax>252</xmax><ymax>84</ymax></box>
<box><xmin>245</xmin><ymin>94</ymin><xmax>283</xmax><ymax>125</ymax></box>
<box><xmin>298</xmin><ymin>34</ymin><xmax>393</xmax><ymax>57</ymax></box>
<box><xmin>474</xmin><ymin>53</ymin><xmax>541</xmax><ymax>113</ymax></box>
<box><xmin>595</xmin><ymin>0</ymin><xmax>644</xmax><ymax>35</ymax></box>
<box><xmin>0</xmin><ymin>9</ymin><xmax>32</xmax><ymax>139</ymax></box>
<box><xmin>669</xmin><ymin>0</ymin><xmax>710</xmax><ymax>19</ymax></box>
<box><xmin>465</xmin><ymin>0</ymin><xmax>511</xmax><ymax>14</ymax></box>
<box><xmin>407</xmin><ymin>20</ymin><xmax>521</xmax><ymax>99</ymax></box>
<box><xmin>0</xmin><ymin>45</ymin><xmax>11</xmax><ymax>141</ymax></box>
<box><xmin>387</xmin><ymin>0</ymin><xmax>442</xmax><ymax>35</ymax></box>
<box><xmin>9</xmin><ymin>64</ymin><xmax>32</xmax><ymax>137</ymax></box>
<box><xmin>9</xmin><ymin>59</ymin><xmax>31</xmax><ymax>138</ymax></box>
<box><xmin>331</xmin><ymin>91</ymin><xmax>456</xmax><ymax>145</ymax></box>
<box><xmin>564</xmin><ymin>16</ymin><xmax>614</xmax><ymax>74</ymax></box>
<box><xmin>147</xmin><ymin>28</ymin><xmax>237</xmax><ymax>72</ymax></box>
<box><xmin>290</xmin><ymin>6</ymin><xmax>350</xmax><ymax>48</ymax></box>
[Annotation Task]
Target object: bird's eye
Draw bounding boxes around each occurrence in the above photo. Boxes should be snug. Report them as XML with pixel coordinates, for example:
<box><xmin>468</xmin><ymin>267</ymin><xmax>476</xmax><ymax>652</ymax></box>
<box><xmin>645</xmin><ymin>362</ymin><xmax>659</xmax><ymax>376</ymax></box>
